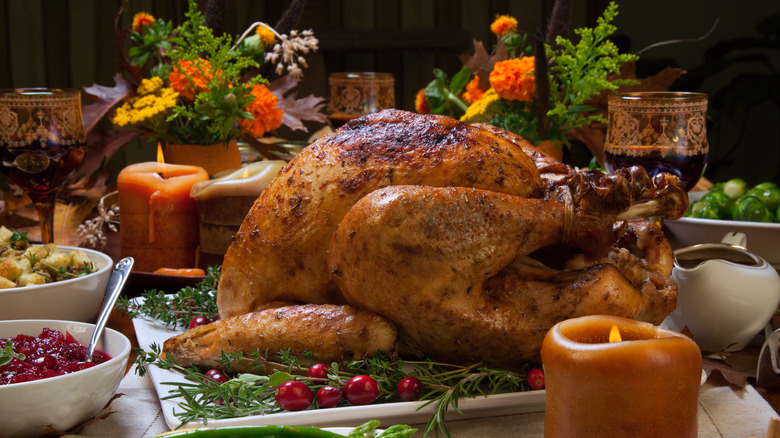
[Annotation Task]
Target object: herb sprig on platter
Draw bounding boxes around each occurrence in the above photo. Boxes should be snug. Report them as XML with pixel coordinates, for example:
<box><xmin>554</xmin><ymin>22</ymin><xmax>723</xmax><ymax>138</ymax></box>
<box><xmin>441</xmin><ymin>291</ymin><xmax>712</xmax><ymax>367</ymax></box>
<box><xmin>116</xmin><ymin>265</ymin><xmax>220</xmax><ymax>328</ymax></box>
<box><xmin>134</xmin><ymin>343</ymin><xmax>534</xmax><ymax>437</ymax></box>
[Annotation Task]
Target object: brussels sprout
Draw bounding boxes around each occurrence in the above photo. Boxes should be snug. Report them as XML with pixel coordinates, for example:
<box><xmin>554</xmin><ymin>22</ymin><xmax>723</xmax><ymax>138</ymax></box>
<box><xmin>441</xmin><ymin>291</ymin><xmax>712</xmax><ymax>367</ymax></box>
<box><xmin>755</xmin><ymin>182</ymin><xmax>778</xmax><ymax>190</ymax></box>
<box><xmin>731</xmin><ymin>195</ymin><xmax>774</xmax><ymax>222</ymax></box>
<box><xmin>723</xmin><ymin>178</ymin><xmax>748</xmax><ymax>199</ymax></box>
<box><xmin>746</xmin><ymin>186</ymin><xmax>780</xmax><ymax>213</ymax></box>
<box><xmin>699</xmin><ymin>191</ymin><xmax>732</xmax><ymax>216</ymax></box>
<box><xmin>689</xmin><ymin>200</ymin><xmax>725</xmax><ymax>220</ymax></box>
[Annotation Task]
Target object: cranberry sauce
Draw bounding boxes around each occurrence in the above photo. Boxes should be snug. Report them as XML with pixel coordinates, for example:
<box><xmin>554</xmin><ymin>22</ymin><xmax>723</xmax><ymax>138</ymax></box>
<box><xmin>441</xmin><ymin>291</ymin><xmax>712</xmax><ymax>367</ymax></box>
<box><xmin>0</xmin><ymin>327</ymin><xmax>111</xmax><ymax>385</ymax></box>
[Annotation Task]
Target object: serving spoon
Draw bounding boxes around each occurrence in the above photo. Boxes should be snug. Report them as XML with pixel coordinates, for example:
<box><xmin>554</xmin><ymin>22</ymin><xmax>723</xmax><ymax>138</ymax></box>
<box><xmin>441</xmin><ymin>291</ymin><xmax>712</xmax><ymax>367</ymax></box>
<box><xmin>86</xmin><ymin>257</ymin><xmax>134</xmax><ymax>362</ymax></box>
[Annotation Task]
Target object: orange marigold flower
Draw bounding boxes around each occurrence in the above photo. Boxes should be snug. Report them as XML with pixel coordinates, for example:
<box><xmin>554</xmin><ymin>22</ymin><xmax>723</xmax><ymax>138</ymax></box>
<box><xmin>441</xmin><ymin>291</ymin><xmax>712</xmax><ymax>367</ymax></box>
<box><xmin>239</xmin><ymin>84</ymin><xmax>284</xmax><ymax>137</ymax></box>
<box><xmin>489</xmin><ymin>56</ymin><xmax>536</xmax><ymax>102</ymax></box>
<box><xmin>462</xmin><ymin>76</ymin><xmax>486</xmax><ymax>105</ymax></box>
<box><xmin>414</xmin><ymin>89</ymin><xmax>431</xmax><ymax>114</ymax></box>
<box><xmin>490</xmin><ymin>15</ymin><xmax>518</xmax><ymax>38</ymax></box>
<box><xmin>255</xmin><ymin>24</ymin><xmax>277</xmax><ymax>47</ymax></box>
<box><xmin>169</xmin><ymin>58</ymin><xmax>214</xmax><ymax>101</ymax></box>
<box><xmin>132</xmin><ymin>12</ymin><xmax>155</xmax><ymax>33</ymax></box>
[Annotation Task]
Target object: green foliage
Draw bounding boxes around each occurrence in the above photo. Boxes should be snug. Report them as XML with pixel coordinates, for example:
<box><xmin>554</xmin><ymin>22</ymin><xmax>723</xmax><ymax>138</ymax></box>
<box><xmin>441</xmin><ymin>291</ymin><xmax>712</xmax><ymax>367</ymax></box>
<box><xmin>542</xmin><ymin>1</ymin><xmax>638</xmax><ymax>143</ymax></box>
<box><xmin>423</xmin><ymin>66</ymin><xmax>471</xmax><ymax>119</ymax></box>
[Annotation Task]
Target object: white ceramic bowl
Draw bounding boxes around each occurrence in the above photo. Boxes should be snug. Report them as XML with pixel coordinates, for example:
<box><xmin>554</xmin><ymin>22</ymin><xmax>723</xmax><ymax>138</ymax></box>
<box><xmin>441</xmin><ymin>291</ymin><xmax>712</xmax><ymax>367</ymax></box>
<box><xmin>0</xmin><ymin>319</ymin><xmax>131</xmax><ymax>438</ymax></box>
<box><xmin>665</xmin><ymin>192</ymin><xmax>780</xmax><ymax>269</ymax></box>
<box><xmin>0</xmin><ymin>246</ymin><xmax>113</xmax><ymax>322</ymax></box>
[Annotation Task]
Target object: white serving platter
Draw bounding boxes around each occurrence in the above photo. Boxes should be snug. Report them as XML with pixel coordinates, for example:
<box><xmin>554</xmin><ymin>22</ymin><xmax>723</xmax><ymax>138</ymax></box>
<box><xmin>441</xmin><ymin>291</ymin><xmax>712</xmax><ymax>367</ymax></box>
<box><xmin>132</xmin><ymin>312</ymin><xmax>546</xmax><ymax>431</ymax></box>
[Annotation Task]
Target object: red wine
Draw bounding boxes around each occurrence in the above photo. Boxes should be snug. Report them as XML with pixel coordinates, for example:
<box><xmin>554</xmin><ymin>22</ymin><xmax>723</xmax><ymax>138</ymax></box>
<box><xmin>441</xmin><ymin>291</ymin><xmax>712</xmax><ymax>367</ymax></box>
<box><xmin>328</xmin><ymin>113</ymin><xmax>360</xmax><ymax>129</ymax></box>
<box><xmin>0</xmin><ymin>142</ymin><xmax>85</xmax><ymax>196</ymax></box>
<box><xmin>604</xmin><ymin>147</ymin><xmax>707</xmax><ymax>192</ymax></box>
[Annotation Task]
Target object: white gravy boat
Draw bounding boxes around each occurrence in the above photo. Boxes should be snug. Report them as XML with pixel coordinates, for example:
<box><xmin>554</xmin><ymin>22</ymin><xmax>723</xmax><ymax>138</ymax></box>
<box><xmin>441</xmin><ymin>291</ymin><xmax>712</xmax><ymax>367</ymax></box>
<box><xmin>662</xmin><ymin>232</ymin><xmax>780</xmax><ymax>352</ymax></box>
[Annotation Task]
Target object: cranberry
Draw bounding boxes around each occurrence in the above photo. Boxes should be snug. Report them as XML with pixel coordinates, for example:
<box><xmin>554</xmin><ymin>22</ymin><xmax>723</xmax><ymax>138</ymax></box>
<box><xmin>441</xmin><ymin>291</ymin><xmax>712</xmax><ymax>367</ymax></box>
<box><xmin>188</xmin><ymin>316</ymin><xmax>211</xmax><ymax>329</ymax></box>
<box><xmin>32</xmin><ymin>355</ymin><xmax>58</xmax><ymax>370</ymax></box>
<box><xmin>306</xmin><ymin>363</ymin><xmax>329</xmax><ymax>379</ymax></box>
<box><xmin>204</xmin><ymin>369</ymin><xmax>229</xmax><ymax>384</ymax></box>
<box><xmin>316</xmin><ymin>385</ymin><xmax>343</xmax><ymax>408</ymax></box>
<box><xmin>396</xmin><ymin>376</ymin><xmax>423</xmax><ymax>401</ymax></box>
<box><xmin>275</xmin><ymin>380</ymin><xmax>314</xmax><ymax>411</ymax></box>
<box><xmin>527</xmin><ymin>368</ymin><xmax>545</xmax><ymax>390</ymax></box>
<box><xmin>343</xmin><ymin>375</ymin><xmax>379</xmax><ymax>405</ymax></box>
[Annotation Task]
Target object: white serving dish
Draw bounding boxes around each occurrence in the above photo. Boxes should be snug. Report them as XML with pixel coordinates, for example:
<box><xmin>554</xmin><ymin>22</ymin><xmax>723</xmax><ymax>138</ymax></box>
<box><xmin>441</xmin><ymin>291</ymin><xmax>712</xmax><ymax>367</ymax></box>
<box><xmin>0</xmin><ymin>319</ymin><xmax>131</xmax><ymax>438</ymax></box>
<box><xmin>132</xmin><ymin>310</ymin><xmax>546</xmax><ymax>431</ymax></box>
<box><xmin>665</xmin><ymin>192</ymin><xmax>780</xmax><ymax>269</ymax></box>
<box><xmin>0</xmin><ymin>246</ymin><xmax>113</xmax><ymax>322</ymax></box>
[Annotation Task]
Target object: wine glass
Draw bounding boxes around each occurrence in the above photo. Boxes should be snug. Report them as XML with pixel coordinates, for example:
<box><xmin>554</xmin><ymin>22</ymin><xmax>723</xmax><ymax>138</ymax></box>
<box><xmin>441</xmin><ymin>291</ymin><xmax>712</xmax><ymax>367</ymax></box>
<box><xmin>327</xmin><ymin>72</ymin><xmax>395</xmax><ymax>128</ymax></box>
<box><xmin>604</xmin><ymin>92</ymin><xmax>708</xmax><ymax>192</ymax></box>
<box><xmin>0</xmin><ymin>88</ymin><xmax>87</xmax><ymax>244</ymax></box>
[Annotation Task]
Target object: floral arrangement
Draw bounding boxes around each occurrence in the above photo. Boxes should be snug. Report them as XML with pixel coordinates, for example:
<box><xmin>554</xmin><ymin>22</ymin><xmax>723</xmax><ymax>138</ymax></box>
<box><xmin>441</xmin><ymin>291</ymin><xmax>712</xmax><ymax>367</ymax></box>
<box><xmin>91</xmin><ymin>0</ymin><xmax>325</xmax><ymax>147</ymax></box>
<box><xmin>416</xmin><ymin>2</ymin><xmax>638</xmax><ymax>160</ymax></box>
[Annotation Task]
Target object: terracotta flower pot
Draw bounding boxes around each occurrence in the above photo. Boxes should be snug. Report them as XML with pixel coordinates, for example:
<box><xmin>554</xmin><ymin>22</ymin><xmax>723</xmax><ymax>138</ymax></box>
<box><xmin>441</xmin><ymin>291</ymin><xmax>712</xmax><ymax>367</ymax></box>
<box><xmin>163</xmin><ymin>140</ymin><xmax>241</xmax><ymax>176</ymax></box>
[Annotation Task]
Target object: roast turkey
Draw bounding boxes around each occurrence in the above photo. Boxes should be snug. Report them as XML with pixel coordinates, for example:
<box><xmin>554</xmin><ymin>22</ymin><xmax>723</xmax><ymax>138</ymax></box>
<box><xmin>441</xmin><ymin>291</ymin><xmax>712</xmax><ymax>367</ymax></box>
<box><xmin>191</xmin><ymin>109</ymin><xmax>687</xmax><ymax>368</ymax></box>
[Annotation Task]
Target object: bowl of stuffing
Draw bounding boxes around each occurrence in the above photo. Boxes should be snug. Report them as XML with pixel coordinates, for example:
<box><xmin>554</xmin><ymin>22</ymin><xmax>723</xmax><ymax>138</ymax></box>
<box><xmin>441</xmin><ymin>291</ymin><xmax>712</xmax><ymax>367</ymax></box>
<box><xmin>0</xmin><ymin>227</ymin><xmax>114</xmax><ymax>322</ymax></box>
<box><xmin>0</xmin><ymin>319</ymin><xmax>130</xmax><ymax>437</ymax></box>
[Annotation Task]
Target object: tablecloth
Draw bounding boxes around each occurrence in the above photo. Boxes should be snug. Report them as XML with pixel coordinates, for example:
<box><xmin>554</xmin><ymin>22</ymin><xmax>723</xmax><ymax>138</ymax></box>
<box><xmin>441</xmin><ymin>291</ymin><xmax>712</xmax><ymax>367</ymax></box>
<box><xmin>65</xmin><ymin>369</ymin><xmax>779</xmax><ymax>438</ymax></box>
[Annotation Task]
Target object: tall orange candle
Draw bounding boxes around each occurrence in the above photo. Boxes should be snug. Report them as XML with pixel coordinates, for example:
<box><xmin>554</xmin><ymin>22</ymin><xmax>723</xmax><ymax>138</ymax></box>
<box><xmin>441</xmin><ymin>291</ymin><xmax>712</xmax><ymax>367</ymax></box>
<box><xmin>117</xmin><ymin>162</ymin><xmax>209</xmax><ymax>272</ymax></box>
<box><xmin>541</xmin><ymin>315</ymin><xmax>702</xmax><ymax>438</ymax></box>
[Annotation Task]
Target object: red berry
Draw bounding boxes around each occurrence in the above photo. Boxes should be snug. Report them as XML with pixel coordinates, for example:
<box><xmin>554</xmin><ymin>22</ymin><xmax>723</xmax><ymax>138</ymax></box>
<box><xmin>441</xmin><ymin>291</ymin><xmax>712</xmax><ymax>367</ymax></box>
<box><xmin>189</xmin><ymin>316</ymin><xmax>211</xmax><ymax>329</ymax></box>
<box><xmin>343</xmin><ymin>375</ymin><xmax>379</xmax><ymax>405</ymax></box>
<box><xmin>275</xmin><ymin>380</ymin><xmax>314</xmax><ymax>411</ymax></box>
<box><xmin>527</xmin><ymin>368</ymin><xmax>545</xmax><ymax>390</ymax></box>
<box><xmin>204</xmin><ymin>369</ymin><xmax>229</xmax><ymax>384</ymax></box>
<box><xmin>316</xmin><ymin>385</ymin><xmax>343</xmax><ymax>408</ymax></box>
<box><xmin>307</xmin><ymin>363</ymin><xmax>329</xmax><ymax>379</ymax></box>
<box><xmin>396</xmin><ymin>376</ymin><xmax>423</xmax><ymax>401</ymax></box>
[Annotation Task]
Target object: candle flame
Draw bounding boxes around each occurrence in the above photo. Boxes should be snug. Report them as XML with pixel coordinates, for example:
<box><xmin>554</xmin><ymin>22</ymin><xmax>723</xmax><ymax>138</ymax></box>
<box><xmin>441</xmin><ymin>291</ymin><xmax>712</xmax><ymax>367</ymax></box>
<box><xmin>156</xmin><ymin>143</ymin><xmax>166</xmax><ymax>164</ymax></box>
<box><xmin>609</xmin><ymin>325</ymin><xmax>622</xmax><ymax>343</ymax></box>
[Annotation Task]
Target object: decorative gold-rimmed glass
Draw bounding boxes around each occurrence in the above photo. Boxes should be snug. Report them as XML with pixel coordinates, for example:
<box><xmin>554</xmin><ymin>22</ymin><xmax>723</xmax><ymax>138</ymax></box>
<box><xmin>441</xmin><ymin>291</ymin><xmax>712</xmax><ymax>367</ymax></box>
<box><xmin>0</xmin><ymin>88</ymin><xmax>87</xmax><ymax>244</ymax></box>
<box><xmin>604</xmin><ymin>92</ymin><xmax>708</xmax><ymax>192</ymax></box>
<box><xmin>327</xmin><ymin>72</ymin><xmax>395</xmax><ymax>128</ymax></box>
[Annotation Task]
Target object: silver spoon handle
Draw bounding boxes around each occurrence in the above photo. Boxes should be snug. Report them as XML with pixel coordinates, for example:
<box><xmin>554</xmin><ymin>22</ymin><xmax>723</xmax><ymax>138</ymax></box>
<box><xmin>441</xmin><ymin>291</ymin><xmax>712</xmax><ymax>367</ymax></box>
<box><xmin>86</xmin><ymin>257</ymin><xmax>134</xmax><ymax>361</ymax></box>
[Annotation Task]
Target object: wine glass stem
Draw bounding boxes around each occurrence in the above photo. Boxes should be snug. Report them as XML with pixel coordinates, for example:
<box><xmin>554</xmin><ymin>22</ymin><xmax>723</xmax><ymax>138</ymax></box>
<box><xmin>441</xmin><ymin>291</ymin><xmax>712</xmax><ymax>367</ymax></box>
<box><xmin>28</xmin><ymin>192</ymin><xmax>58</xmax><ymax>244</ymax></box>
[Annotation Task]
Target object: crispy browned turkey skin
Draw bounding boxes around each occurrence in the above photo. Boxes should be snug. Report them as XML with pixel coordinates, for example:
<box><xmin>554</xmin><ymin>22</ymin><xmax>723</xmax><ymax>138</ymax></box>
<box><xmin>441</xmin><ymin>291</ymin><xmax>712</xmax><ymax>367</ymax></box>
<box><xmin>327</xmin><ymin>186</ymin><xmax>679</xmax><ymax>365</ymax></box>
<box><xmin>208</xmin><ymin>109</ymin><xmax>687</xmax><ymax>368</ymax></box>
<box><xmin>163</xmin><ymin>304</ymin><xmax>398</xmax><ymax>373</ymax></box>
<box><xmin>218</xmin><ymin>109</ymin><xmax>543</xmax><ymax>318</ymax></box>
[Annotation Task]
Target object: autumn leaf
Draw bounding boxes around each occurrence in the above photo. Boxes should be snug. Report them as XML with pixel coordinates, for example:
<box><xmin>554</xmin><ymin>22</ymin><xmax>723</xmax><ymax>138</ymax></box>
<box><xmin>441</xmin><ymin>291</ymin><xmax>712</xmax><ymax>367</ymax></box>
<box><xmin>268</xmin><ymin>75</ymin><xmax>328</xmax><ymax>132</ymax></box>
<box><xmin>459</xmin><ymin>39</ymin><xmax>508</xmax><ymax>90</ymax></box>
<box><xmin>82</xmin><ymin>73</ymin><xmax>134</xmax><ymax>135</ymax></box>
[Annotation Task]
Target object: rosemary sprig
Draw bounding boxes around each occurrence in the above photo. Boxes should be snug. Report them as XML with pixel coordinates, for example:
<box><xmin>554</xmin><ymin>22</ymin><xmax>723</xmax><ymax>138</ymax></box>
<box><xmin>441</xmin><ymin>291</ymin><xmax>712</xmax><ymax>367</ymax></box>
<box><xmin>116</xmin><ymin>265</ymin><xmax>220</xmax><ymax>328</ymax></box>
<box><xmin>134</xmin><ymin>344</ymin><xmax>533</xmax><ymax>437</ymax></box>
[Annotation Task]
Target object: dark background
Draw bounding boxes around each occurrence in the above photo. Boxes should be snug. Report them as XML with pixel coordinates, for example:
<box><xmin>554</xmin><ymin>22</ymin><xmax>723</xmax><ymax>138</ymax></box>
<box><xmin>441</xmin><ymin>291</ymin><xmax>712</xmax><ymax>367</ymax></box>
<box><xmin>1</xmin><ymin>0</ymin><xmax>778</xmax><ymax>186</ymax></box>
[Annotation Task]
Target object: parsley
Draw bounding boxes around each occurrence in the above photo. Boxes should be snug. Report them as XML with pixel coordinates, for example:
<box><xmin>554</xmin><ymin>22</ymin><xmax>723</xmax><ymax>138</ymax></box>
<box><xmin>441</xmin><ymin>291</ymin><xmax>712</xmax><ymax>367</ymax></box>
<box><xmin>0</xmin><ymin>340</ymin><xmax>25</xmax><ymax>367</ymax></box>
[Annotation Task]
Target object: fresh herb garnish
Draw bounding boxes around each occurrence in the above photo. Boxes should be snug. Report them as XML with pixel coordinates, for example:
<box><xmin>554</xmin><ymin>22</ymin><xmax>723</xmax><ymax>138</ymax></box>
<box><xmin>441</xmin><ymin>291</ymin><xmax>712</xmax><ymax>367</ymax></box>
<box><xmin>0</xmin><ymin>231</ymin><xmax>30</xmax><ymax>251</ymax></box>
<box><xmin>24</xmin><ymin>253</ymin><xmax>96</xmax><ymax>279</ymax></box>
<box><xmin>0</xmin><ymin>340</ymin><xmax>25</xmax><ymax>367</ymax></box>
<box><xmin>134</xmin><ymin>343</ymin><xmax>532</xmax><ymax>437</ymax></box>
<box><xmin>116</xmin><ymin>265</ymin><xmax>220</xmax><ymax>328</ymax></box>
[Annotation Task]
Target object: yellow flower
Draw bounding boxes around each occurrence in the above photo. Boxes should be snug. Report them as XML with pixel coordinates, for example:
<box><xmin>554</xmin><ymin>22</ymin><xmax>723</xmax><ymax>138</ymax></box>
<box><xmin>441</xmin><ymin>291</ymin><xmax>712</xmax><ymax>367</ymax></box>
<box><xmin>239</xmin><ymin>84</ymin><xmax>284</xmax><ymax>137</ymax></box>
<box><xmin>462</xmin><ymin>76</ymin><xmax>486</xmax><ymax>105</ymax></box>
<box><xmin>132</xmin><ymin>12</ymin><xmax>155</xmax><ymax>33</ymax></box>
<box><xmin>112</xmin><ymin>84</ymin><xmax>178</xmax><ymax>133</ymax></box>
<box><xmin>489</xmin><ymin>56</ymin><xmax>535</xmax><ymax>102</ymax></box>
<box><xmin>490</xmin><ymin>15</ymin><xmax>518</xmax><ymax>38</ymax></box>
<box><xmin>255</xmin><ymin>24</ymin><xmax>277</xmax><ymax>47</ymax></box>
<box><xmin>460</xmin><ymin>88</ymin><xmax>501</xmax><ymax>124</ymax></box>
<box><xmin>136</xmin><ymin>77</ymin><xmax>163</xmax><ymax>95</ymax></box>
<box><xmin>414</xmin><ymin>89</ymin><xmax>430</xmax><ymax>114</ymax></box>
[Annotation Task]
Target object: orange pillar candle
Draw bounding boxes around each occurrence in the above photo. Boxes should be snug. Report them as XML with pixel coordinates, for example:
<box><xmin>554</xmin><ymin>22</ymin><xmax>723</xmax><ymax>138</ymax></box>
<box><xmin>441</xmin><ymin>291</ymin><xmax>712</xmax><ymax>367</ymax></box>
<box><xmin>117</xmin><ymin>162</ymin><xmax>209</xmax><ymax>272</ymax></box>
<box><xmin>541</xmin><ymin>315</ymin><xmax>702</xmax><ymax>438</ymax></box>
